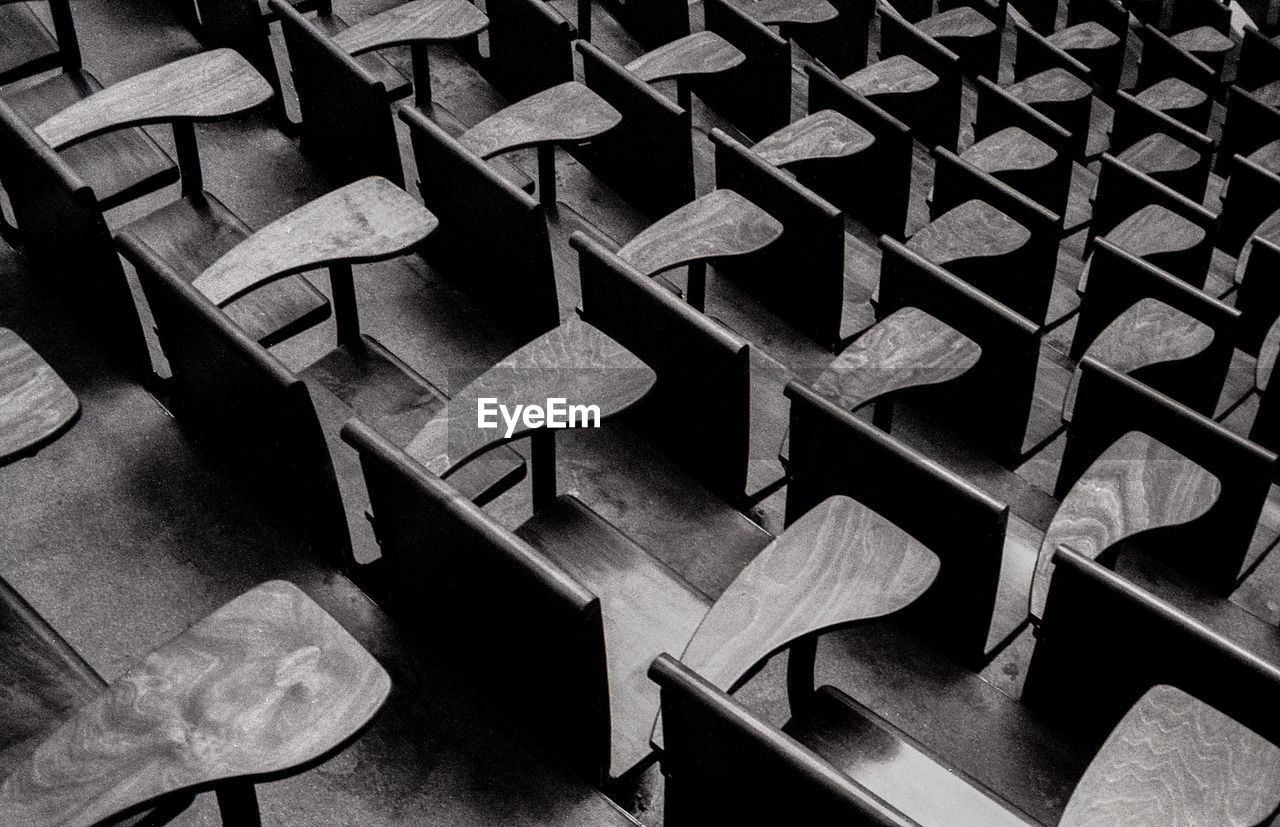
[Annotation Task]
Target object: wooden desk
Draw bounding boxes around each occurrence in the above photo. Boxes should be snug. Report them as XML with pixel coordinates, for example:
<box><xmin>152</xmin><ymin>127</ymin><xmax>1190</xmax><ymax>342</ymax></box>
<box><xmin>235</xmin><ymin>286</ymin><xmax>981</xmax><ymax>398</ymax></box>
<box><xmin>752</xmin><ymin>109</ymin><xmax>874</xmax><ymax>168</ymax></box>
<box><xmin>1047</xmin><ymin>21</ymin><xmax>1120</xmax><ymax>52</ymax></box>
<box><xmin>738</xmin><ymin>0</ymin><xmax>838</xmax><ymax>26</ymax></box>
<box><xmin>618</xmin><ymin>189</ymin><xmax>783</xmax><ymax>311</ymax></box>
<box><xmin>962</xmin><ymin>126</ymin><xmax>1056</xmax><ymax>175</ymax></box>
<box><xmin>35</xmin><ymin>49</ymin><xmax>273</xmax><ymax>151</ymax></box>
<box><xmin>0</xmin><ymin>580</ymin><xmax>390</xmax><ymax>826</ymax></box>
<box><xmin>1115</xmin><ymin>132</ymin><xmax>1199</xmax><ymax>178</ymax></box>
<box><xmin>842</xmin><ymin>54</ymin><xmax>939</xmax><ymax>97</ymax></box>
<box><xmin>1007</xmin><ymin>67</ymin><xmax>1091</xmax><ymax>104</ymax></box>
<box><xmin>459</xmin><ymin>81</ymin><xmax>621</xmax><ymax>208</ymax></box>
<box><xmin>405</xmin><ymin>316</ymin><xmax>657</xmax><ymax>508</ymax></box>
<box><xmin>1063</xmin><ymin>298</ymin><xmax>1214</xmax><ymax>421</ymax></box>
<box><xmin>1135</xmin><ymin>77</ymin><xmax>1208</xmax><ymax>117</ymax></box>
<box><xmin>1029</xmin><ymin>431</ymin><xmax>1221</xmax><ymax>618</ymax></box>
<box><xmin>0</xmin><ymin>329</ymin><xmax>78</xmax><ymax>465</ymax></box>
<box><xmin>1059</xmin><ymin>685</ymin><xmax>1280</xmax><ymax>827</ymax></box>
<box><xmin>907</xmin><ymin>199</ymin><xmax>1031</xmax><ymax>266</ymax></box>
<box><xmin>625</xmin><ymin>31</ymin><xmax>745</xmax><ymax>110</ymax></box>
<box><xmin>918</xmin><ymin>6</ymin><xmax>996</xmax><ymax>40</ymax></box>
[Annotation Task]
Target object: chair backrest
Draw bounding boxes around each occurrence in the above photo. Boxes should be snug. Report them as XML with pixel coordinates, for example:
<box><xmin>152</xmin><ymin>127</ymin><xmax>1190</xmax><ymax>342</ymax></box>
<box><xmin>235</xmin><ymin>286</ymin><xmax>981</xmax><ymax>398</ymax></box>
<box><xmin>4</xmin><ymin>0</ymin><xmax>81</xmax><ymax>80</ymax></box>
<box><xmin>1237</xmin><ymin>27</ymin><xmax>1280</xmax><ymax>93</ymax></box>
<box><xmin>649</xmin><ymin>654</ymin><xmax>914</xmax><ymax>826</ymax></box>
<box><xmin>1109</xmin><ymin>91</ymin><xmax>1213</xmax><ymax>200</ymax></box>
<box><xmin>1061</xmin><ymin>358</ymin><xmax>1276</xmax><ymax>591</ymax></box>
<box><xmin>399</xmin><ymin>105</ymin><xmax>560</xmax><ymax>340</ymax></box>
<box><xmin>1135</xmin><ymin>22</ymin><xmax>1215</xmax><ymax>92</ymax></box>
<box><xmin>709</xmin><ymin>129</ymin><xmax>846</xmax><ymax>348</ymax></box>
<box><xmin>700</xmin><ymin>0</ymin><xmax>792</xmax><ymax>140</ymax></box>
<box><xmin>789</xmin><ymin>0</ymin><xmax>876</xmax><ymax>76</ymax></box>
<box><xmin>1073</xmin><ymin>238</ymin><xmax>1238</xmax><ymax>415</ymax></box>
<box><xmin>931</xmin><ymin>148</ymin><xmax>1062</xmax><ymax>324</ymax></box>
<box><xmin>119</xmin><ymin>231</ymin><xmax>354</xmax><ymax>571</ymax></box>
<box><xmin>482</xmin><ymin>0</ymin><xmax>573</xmax><ymax>100</ymax></box>
<box><xmin>973</xmin><ymin>76</ymin><xmax>1074</xmax><ymax>212</ymax></box>
<box><xmin>572</xmin><ymin>232</ymin><xmax>752</xmax><ymax>503</ymax></box>
<box><xmin>1025</xmin><ymin>547</ymin><xmax>1280</xmax><ymax>746</ymax></box>
<box><xmin>1217</xmin><ymin>85</ymin><xmax>1280</xmax><ymax>176</ymax></box>
<box><xmin>609</xmin><ymin>0</ymin><xmax>690</xmax><ymax>48</ymax></box>
<box><xmin>0</xmin><ymin>101</ymin><xmax>149</xmax><ymax>376</ymax></box>
<box><xmin>196</xmin><ymin>0</ymin><xmax>285</xmax><ymax>94</ymax></box>
<box><xmin>878</xmin><ymin>5</ymin><xmax>963</xmax><ymax>150</ymax></box>
<box><xmin>271</xmin><ymin>0</ymin><xmax>402</xmax><ymax>186</ymax></box>
<box><xmin>1067</xmin><ymin>0</ymin><xmax>1130</xmax><ymax>35</ymax></box>
<box><xmin>1166</xmin><ymin>0</ymin><xmax>1231</xmax><ymax>35</ymax></box>
<box><xmin>784</xmin><ymin>381</ymin><xmax>1011</xmax><ymax>664</ymax></box>
<box><xmin>1090</xmin><ymin>154</ymin><xmax>1217</xmax><ymax>289</ymax></box>
<box><xmin>803</xmin><ymin>63</ymin><xmax>914</xmax><ymax>239</ymax></box>
<box><xmin>340</xmin><ymin>418</ymin><xmax>609</xmax><ymax>783</ymax></box>
<box><xmin>1234</xmin><ymin>236</ymin><xmax>1280</xmax><ymax>356</ymax></box>
<box><xmin>878</xmin><ymin>237</ymin><xmax>1042</xmax><ymax>466</ymax></box>
<box><xmin>574</xmin><ymin>41</ymin><xmax>694</xmax><ymax>217</ymax></box>
<box><xmin>1217</xmin><ymin>155</ymin><xmax>1280</xmax><ymax>258</ymax></box>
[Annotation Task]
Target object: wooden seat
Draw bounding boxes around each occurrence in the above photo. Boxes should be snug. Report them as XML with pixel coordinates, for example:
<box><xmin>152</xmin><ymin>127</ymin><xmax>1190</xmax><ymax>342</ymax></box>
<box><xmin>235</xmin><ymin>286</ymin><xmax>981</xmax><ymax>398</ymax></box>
<box><xmin>907</xmin><ymin>199</ymin><xmax>1032</xmax><ymax>267</ymax></box>
<box><xmin>1062</xmin><ymin>297</ymin><xmax>1214</xmax><ymax>420</ymax></box>
<box><xmin>752</xmin><ymin>109</ymin><xmax>874</xmax><ymax>168</ymax></box>
<box><xmin>0</xmin><ymin>3</ymin><xmax>60</xmax><ymax>85</ymax></box>
<box><xmin>961</xmin><ymin>126</ymin><xmax>1056</xmax><ymax>175</ymax></box>
<box><xmin>0</xmin><ymin>329</ymin><xmax>78</xmax><ymax>465</ymax></box>
<box><xmin>841</xmin><ymin>53</ymin><xmax>939</xmax><ymax>97</ymax></box>
<box><xmin>737</xmin><ymin>0</ymin><xmax>838</xmax><ymax>26</ymax></box>
<box><xmin>331</xmin><ymin>0</ymin><xmax>488</xmax><ymax>53</ymax></box>
<box><xmin>1047</xmin><ymin>20</ymin><xmax>1120</xmax><ymax>52</ymax></box>
<box><xmin>618</xmin><ymin>189</ymin><xmax>783</xmax><ymax>310</ymax></box>
<box><xmin>1059</xmin><ymin>685</ymin><xmax>1280</xmax><ymax>826</ymax></box>
<box><xmin>0</xmin><ymin>580</ymin><xmax>390</xmax><ymax>826</ymax></box>
<box><xmin>625</xmin><ymin>32</ymin><xmax>746</xmax><ymax>83</ymax></box>
<box><xmin>1135</xmin><ymin>77</ymin><xmax>1208</xmax><ymax>117</ymax></box>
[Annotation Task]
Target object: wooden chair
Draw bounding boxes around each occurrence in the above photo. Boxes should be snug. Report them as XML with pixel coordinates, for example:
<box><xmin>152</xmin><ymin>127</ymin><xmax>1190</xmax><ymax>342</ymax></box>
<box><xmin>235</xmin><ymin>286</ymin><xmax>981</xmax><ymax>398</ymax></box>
<box><xmin>0</xmin><ymin>578</ymin><xmax>390</xmax><ymax>826</ymax></box>
<box><xmin>0</xmin><ymin>328</ymin><xmax>78</xmax><ymax>466</ymax></box>
<box><xmin>1161</xmin><ymin>0</ymin><xmax>1235</xmax><ymax>77</ymax></box>
<box><xmin>1027</xmin><ymin>0</ymin><xmax>1127</xmax><ymax>92</ymax></box>
<box><xmin>1130</xmin><ymin>23</ymin><xmax>1215</xmax><ymax>132</ymax></box>
<box><xmin>1107</xmin><ymin>89</ymin><xmax>1212</xmax><ymax>200</ymax></box>
<box><xmin>1005</xmin><ymin>64</ymin><xmax>1095</xmax><ymax>158</ymax></box>
<box><xmin>398</xmin><ymin>105</ymin><xmax>562</xmax><ymax>340</ymax></box>
<box><xmin>969</xmin><ymin>76</ymin><xmax>1075</xmax><ymax>218</ymax></box>
<box><xmin>1235</xmin><ymin>26</ymin><xmax>1280</xmax><ymax>107</ymax></box>
<box><xmin>697</xmin><ymin>0</ymin><xmax>794</xmax><ymax>140</ymax></box>
<box><xmin>120</xmin><ymin>177</ymin><xmax>525</xmax><ymax>573</ymax></box>
<box><xmin>269</xmin><ymin>0</ymin><xmax>489</xmax><ymax>188</ymax></box>
<box><xmin>1216</xmin><ymin>84</ymin><xmax>1280</xmax><ymax>177</ymax></box>
<box><xmin>0</xmin><ymin>50</ymin><xmax>329</xmax><ymax>380</ymax></box>
<box><xmin>916</xmin><ymin>2</ymin><xmax>1004</xmax><ymax>79</ymax></box>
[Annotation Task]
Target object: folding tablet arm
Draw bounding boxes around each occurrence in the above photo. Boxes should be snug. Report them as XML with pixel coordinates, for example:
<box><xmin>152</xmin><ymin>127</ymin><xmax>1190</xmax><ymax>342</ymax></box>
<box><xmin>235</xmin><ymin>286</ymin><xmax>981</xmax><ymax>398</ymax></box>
<box><xmin>35</xmin><ymin>49</ymin><xmax>273</xmax><ymax>196</ymax></box>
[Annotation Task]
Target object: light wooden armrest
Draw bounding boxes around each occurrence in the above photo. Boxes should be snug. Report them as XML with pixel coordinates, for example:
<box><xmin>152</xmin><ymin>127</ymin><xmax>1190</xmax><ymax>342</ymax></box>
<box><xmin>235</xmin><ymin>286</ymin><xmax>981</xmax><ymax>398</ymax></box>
<box><xmin>907</xmin><ymin>199</ymin><xmax>1030</xmax><ymax>266</ymax></box>
<box><xmin>739</xmin><ymin>0</ymin><xmax>837</xmax><ymax>25</ymax></box>
<box><xmin>0</xmin><ymin>581</ymin><xmax>390</xmax><ymax>827</ymax></box>
<box><xmin>842</xmin><ymin>54</ymin><xmax>939</xmax><ymax>97</ymax></box>
<box><xmin>961</xmin><ymin>127</ymin><xmax>1056</xmax><ymax>176</ymax></box>
<box><xmin>618</xmin><ymin>189</ymin><xmax>783</xmax><ymax>276</ymax></box>
<box><xmin>1029</xmin><ymin>430</ymin><xmax>1220</xmax><ymax>619</ymax></box>
<box><xmin>458</xmin><ymin>81</ymin><xmax>621</xmax><ymax>159</ymax></box>
<box><xmin>624</xmin><ymin>31</ymin><xmax>745</xmax><ymax>83</ymax></box>
<box><xmin>1059</xmin><ymin>685</ymin><xmax>1280</xmax><ymax>827</ymax></box>
<box><xmin>35</xmin><ymin>49</ymin><xmax>273</xmax><ymax>151</ymax></box>
<box><xmin>194</xmin><ymin>177</ymin><xmax>436</xmax><ymax>306</ymax></box>
<box><xmin>0</xmin><ymin>328</ymin><xmax>78</xmax><ymax>465</ymax></box>
<box><xmin>404</xmin><ymin>316</ymin><xmax>656</xmax><ymax>474</ymax></box>
<box><xmin>332</xmin><ymin>0</ymin><xmax>488</xmax><ymax>54</ymax></box>
<box><xmin>752</xmin><ymin>109</ymin><xmax>874</xmax><ymax>168</ymax></box>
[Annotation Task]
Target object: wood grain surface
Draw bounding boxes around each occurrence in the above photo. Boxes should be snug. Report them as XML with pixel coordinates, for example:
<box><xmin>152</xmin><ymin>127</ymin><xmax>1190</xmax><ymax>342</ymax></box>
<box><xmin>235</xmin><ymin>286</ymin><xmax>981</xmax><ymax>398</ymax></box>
<box><xmin>458</xmin><ymin>81</ymin><xmax>621</xmax><ymax>159</ymax></box>
<box><xmin>842</xmin><ymin>54</ymin><xmax>939</xmax><ymax>97</ymax></box>
<box><xmin>918</xmin><ymin>6</ymin><xmax>997</xmax><ymax>38</ymax></box>
<box><xmin>1063</xmin><ymin>298</ymin><xmax>1214</xmax><ymax>420</ymax></box>
<box><xmin>1048</xmin><ymin>21</ymin><xmax>1120</xmax><ymax>50</ymax></box>
<box><xmin>1135</xmin><ymin>78</ymin><xmax>1208</xmax><ymax>113</ymax></box>
<box><xmin>36</xmin><ymin>50</ymin><xmax>273</xmax><ymax>150</ymax></box>
<box><xmin>1252</xmin><ymin>78</ymin><xmax>1280</xmax><ymax>108</ymax></box>
<box><xmin>1234</xmin><ymin>208</ymin><xmax>1280</xmax><ymax>286</ymax></box>
<box><xmin>625</xmin><ymin>31</ymin><xmax>746</xmax><ymax>83</ymax></box>
<box><xmin>194</xmin><ymin>177</ymin><xmax>436</xmax><ymax>306</ymax></box>
<box><xmin>405</xmin><ymin>317</ymin><xmax>656</xmax><ymax>474</ymax></box>
<box><xmin>1029</xmin><ymin>431</ymin><xmax>1221</xmax><ymax>618</ymax></box>
<box><xmin>1246</xmin><ymin>138</ymin><xmax>1280</xmax><ymax>175</ymax></box>
<box><xmin>1103</xmin><ymin>203</ymin><xmax>1206</xmax><ymax>259</ymax></box>
<box><xmin>1059</xmin><ymin>685</ymin><xmax>1280</xmax><ymax>827</ymax></box>
<box><xmin>0</xmin><ymin>580</ymin><xmax>390</xmax><ymax>826</ymax></box>
<box><xmin>1169</xmin><ymin>25</ymin><xmax>1233</xmax><ymax>55</ymax></box>
<box><xmin>678</xmin><ymin>495</ymin><xmax>940</xmax><ymax>692</ymax></box>
<box><xmin>752</xmin><ymin>109</ymin><xmax>874</xmax><ymax>168</ymax></box>
<box><xmin>618</xmin><ymin>189</ymin><xmax>783</xmax><ymax>276</ymax></box>
<box><xmin>738</xmin><ymin>0</ymin><xmax>838</xmax><ymax>26</ymax></box>
<box><xmin>962</xmin><ymin>126</ymin><xmax>1057</xmax><ymax>174</ymax></box>
<box><xmin>907</xmin><ymin>199</ymin><xmax>1031</xmax><ymax>265</ymax></box>
<box><xmin>333</xmin><ymin>0</ymin><xmax>489</xmax><ymax>53</ymax></box>
<box><xmin>1115</xmin><ymin>132</ymin><xmax>1199</xmax><ymax>176</ymax></box>
<box><xmin>1007</xmin><ymin>67</ymin><xmax>1092</xmax><ymax>104</ymax></box>
<box><xmin>0</xmin><ymin>328</ymin><xmax>78</xmax><ymax>464</ymax></box>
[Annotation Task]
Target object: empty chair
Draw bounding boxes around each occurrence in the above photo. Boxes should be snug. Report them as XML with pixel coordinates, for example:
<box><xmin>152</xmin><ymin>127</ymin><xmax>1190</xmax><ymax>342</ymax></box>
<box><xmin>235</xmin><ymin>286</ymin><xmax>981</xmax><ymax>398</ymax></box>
<box><xmin>916</xmin><ymin>2</ymin><xmax>1004</xmax><ymax>79</ymax></box>
<box><xmin>1129</xmin><ymin>23</ymin><xmax>1215</xmax><ymax>132</ymax></box>
<box><xmin>1107</xmin><ymin>90</ymin><xmax>1213</xmax><ymax>200</ymax></box>
<box><xmin>1162</xmin><ymin>0</ymin><xmax>1235</xmax><ymax>76</ymax></box>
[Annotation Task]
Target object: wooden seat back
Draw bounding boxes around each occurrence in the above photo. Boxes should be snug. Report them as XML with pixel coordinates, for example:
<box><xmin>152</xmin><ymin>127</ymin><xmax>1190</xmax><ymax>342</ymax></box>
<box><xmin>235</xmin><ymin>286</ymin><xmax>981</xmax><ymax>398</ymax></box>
<box><xmin>1217</xmin><ymin>155</ymin><xmax>1280</xmax><ymax>258</ymax></box>
<box><xmin>784</xmin><ymin>382</ymin><xmax>1010</xmax><ymax>664</ymax></box>
<box><xmin>1067</xmin><ymin>0</ymin><xmax>1130</xmax><ymax>36</ymax></box>
<box><xmin>574</xmin><ymin>41</ymin><xmax>694</xmax><ymax>217</ymax></box>
<box><xmin>699</xmin><ymin>0</ymin><xmax>792</xmax><ymax>140</ymax></box>
<box><xmin>878</xmin><ymin>6</ymin><xmax>964</xmax><ymax>150</ymax></box>
<box><xmin>1217</xmin><ymin>85</ymin><xmax>1280</xmax><ymax>175</ymax></box>
<box><xmin>973</xmin><ymin>76</ymin><xmax>1074</xmax><ymax>213</ymax></box>
<box><xmin>340</xmin><ymin>418</ymin><xmax>608</xmax><ymax>784</ymax></box>
<box><xmin>271</xmin><ymin>0</ymin><xmax>403</xmax><ymax>187</ymax></box>
<box><xmin>0</xmin><ymin>0</ymin><xmax>80</xmax><ymax>84</ymax></box>
<box><xmin>1135</xmin><ymin>23</ymin><xmax>1216</xmax><ymax>101</ymax></box>
<box><xmin>1166</xmin><ymin>0</ymin><xmax>1232</xmax><ymax>36</ymax></box>
<box><xmin>1234</xmin><ymin>236</ymin><xmax>1280</xmax><ymax>356</ymax></box>
<box><xmin>789</xmin><ymin>0</ymin><xmax>875</xmax><ymax>76</ymax></box>
<box><xmin>481</xmin><ymin>0</ymin><xmax>573</xmax><ymax>100</ymax></box>
<box><xmin>931</xmin><ymin>147</ymin><xmax>1062</xmax><ymax>324</ymax></box>
<box><xmin>1012</xmin><ymin>21</ymin><xmax>1095</xmax><ymax>86</ymax></box>
<box><xmin>804</xmin><ymin>63</ymin><xmax>914</xmax><ymax>238</ymax></box>
<box><xmin>400</xmin><ymin>105</ymin><xmax>560</xmax><ymax>339</ymax></box>
<box><xmin>1237</xmin><ymin>27</ymin><xmax>1280</xmax><ymax>94</ymax></box>
<box><xmin>119</xmin><ymin>232</ymin><xmax>354</xmax><ymax>571</ymax></box>
<box><xmin>572</xmin><ymin>231</ymin><xmax>752</xmax><ymax>503</ymax></box>
<box><xmin>1061</xmin><ymin>358</ymin><xmax>1276</xmax><ymax>592</ymax></box>
<box><xmin>1110</xmin><ymin>91</ymin><xmax>1213</xmax><ymax>199</ymax></box>
<box><xmin>608</xmin><ymin>0</ymin><xmax>691</xmax><ymax>49</ymax></box>
<box><xmin>878</xmin><ymin>237</ymin><xmax>1042</xmax><ymax>466</ymax></box>
<box><xmin>709</xmin><ymin>128</ymin><xmax>846</xmax><ymax>348</ymax></box>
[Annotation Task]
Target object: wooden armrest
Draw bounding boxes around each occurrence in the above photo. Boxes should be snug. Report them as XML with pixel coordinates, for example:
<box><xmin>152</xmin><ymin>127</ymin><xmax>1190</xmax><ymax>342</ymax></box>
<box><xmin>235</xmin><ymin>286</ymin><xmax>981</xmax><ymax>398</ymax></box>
<box><xmin>1059</xmin><ymin>685</ymin><xmax>1280</xmax><ymax>827</ymax></box>
<box><xmin>458</xmin><ymin>81</ymin><xmax>621</xmax><ymax>159</ymax></box>
<box><xmin>332</xmin><ymin>0</ymin><xmax>488</xmax><ymax>54</ymax></box>
<box><xmin>842</xmin><ymin>54</ymin><xmax>939</xmax><ymax>97</ymax></box>
<box><xmin>0</xmin><ymin>328</ymin><xmax>79</xmax><ymax>464</ymax></box>
<box><xmin>617</xmin><ymin>189</ymin><xmax>783</xmax><ymax>276</ymax></box>
<box><xmin>1103</xmin><ymin>203</ymin><xmax>1207</xmax><ymax>259</ymax></box>
<box><xmin>1135</xmin><ymin>77</ymin><xmax>1208</xmax><ymax>113</ymax></box>
<box><xmin>194</xmin><ymin>177</ymin><xmax>436</xmax><ymax>306</ymax></box>
<box><xmin>624</xmin><ymin>31</ymin><xmax>745</xmax><ymax>83</ymax></box>
<box><xmin>918</xmin><ymin>6</ymin><xmax>997</xmax><ymax>39</ymax></box>
<box><xmin>1063</xmin><ymin>298</ymin><xmax>1214</xmax><ymax>420</ymax></box>
<box><xmin>738</xmin><ymin>0</ymin><xmax>837</xmax><ymax>26</ymax></box>
<box><xmin>35</xmin><ymin>49</ymin><xmax>273</xmax><ymax>151</ymax></box>
<box><xmin>1029</xmin><ymin>430</ymin><xmax>1220</xmax><ymax>618</ymax></box>
<box><xmin>961</xmin><ymin>126</ymin><xmax>1057</xmax><ymax>175</ymax></box>
<box><xmin>906</xmin><ymin>199</ymin><xmax>1030</xmax><ymax>266</ymax></box>
<box><xmin>676</xmin><ymin>495</ymin><xmax>939</xmax><ymax>693</ymax></box>
<box><xmin>1169</xmin><ymin>25</ymin><xmax>1234</xmax><ymax>55</ymax></box>
<box><xmin>752</xmin><ymin>109</ymin><xmax>875</xmax><ymax>168</ymax></box>
<box><xmin>1047</xmin><ymin>21</ymin><xmax>1121</xmax><ymax>51</ymax></box>
<box><xmin>404</xmin><ymin>317</ymin><xmax>656</xmax><ymax>474</ymax></box>
<box><xmin>1247</xmin><ymin>138</ymin><xmax>1280</xmax><ymax>175</ymax></box>
<box><xmin>0</xmin><ymin>581</ymin><xmax>390</xmax><ymax>826</ymax></box>
<box><xmin>1007</xmin><ymin>67</ymin><xmax>1092</xmax><ymax>104</ymax></box>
